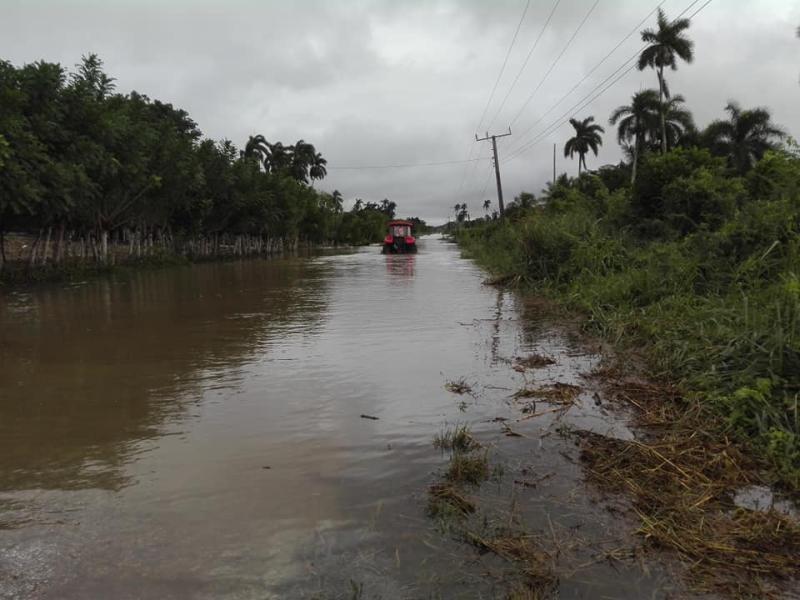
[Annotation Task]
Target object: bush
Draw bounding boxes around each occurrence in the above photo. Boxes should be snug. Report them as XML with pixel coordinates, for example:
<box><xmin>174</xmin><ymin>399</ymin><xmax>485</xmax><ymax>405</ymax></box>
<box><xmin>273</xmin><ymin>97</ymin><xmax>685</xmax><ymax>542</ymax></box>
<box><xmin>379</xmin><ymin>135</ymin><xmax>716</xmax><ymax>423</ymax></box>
<box><xmin>633</xmin><ymin>148</ymin><xmax>727</xmax><ymax>234</ymax></box>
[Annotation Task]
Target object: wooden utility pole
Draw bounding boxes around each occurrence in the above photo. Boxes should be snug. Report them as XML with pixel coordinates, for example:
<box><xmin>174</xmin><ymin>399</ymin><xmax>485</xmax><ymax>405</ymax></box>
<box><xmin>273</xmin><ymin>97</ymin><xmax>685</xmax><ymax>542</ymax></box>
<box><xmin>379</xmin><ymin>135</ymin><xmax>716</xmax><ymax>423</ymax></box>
<box><xmin>476</xmin><ymin>128</ymin><xmax>512</xmax><ymax>216</ymax></box>
<box><xmin>553</xmin><ymin>143</ymin><xmax>556</xmax><ymax>184</ymax></box>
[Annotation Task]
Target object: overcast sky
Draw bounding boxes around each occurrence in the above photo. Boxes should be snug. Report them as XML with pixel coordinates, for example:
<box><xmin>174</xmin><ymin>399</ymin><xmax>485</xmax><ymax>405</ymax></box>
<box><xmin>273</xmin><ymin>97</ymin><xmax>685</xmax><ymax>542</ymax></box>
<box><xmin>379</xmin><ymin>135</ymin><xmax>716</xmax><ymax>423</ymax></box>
<box><xmin>3</xmin><ymin>0</ymin><xmax>799</xmax><ymax>223</ymax></box>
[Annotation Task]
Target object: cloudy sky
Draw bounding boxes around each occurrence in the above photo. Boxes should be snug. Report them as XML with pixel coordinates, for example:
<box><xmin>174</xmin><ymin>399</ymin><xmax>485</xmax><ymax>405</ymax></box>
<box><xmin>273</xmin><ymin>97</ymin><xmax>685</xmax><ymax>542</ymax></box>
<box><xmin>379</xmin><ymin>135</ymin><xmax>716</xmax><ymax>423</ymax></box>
<box><xmin>3</xmin><ymin>0</ymin><xmax>799</xmax><ymax>223</ymax></box>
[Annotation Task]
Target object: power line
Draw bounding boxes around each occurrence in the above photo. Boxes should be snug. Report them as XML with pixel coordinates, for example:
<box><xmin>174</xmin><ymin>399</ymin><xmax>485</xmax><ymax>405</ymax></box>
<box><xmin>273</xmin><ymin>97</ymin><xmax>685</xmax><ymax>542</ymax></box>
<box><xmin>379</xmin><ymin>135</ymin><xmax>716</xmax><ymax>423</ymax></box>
<box><xmin>504</xmin><ymin>0</ymin><xmax>670</xmax><ymax>156</ymax></box>
<box><xmin>328</xmin><ymin>157</ymin><xmax>488</xmax><ymax>170</ymax></box>
<box><xmin>505</xmin><ymin>0</ymin><xmax>712</xmax><ymax>162</ymax></box>
<box><xmin>474</xmin><ymin>0</ymin><xmax>533</xmax><ymax>134</ymax></box>
<box><xmin>508</xmin><ymin>0</ymin><xmax>601</xmax><ymax>128</ymax></box>
<box><xmin>484</xmin><ymin>0</ymin><xmax>562</xmax><ymax>132</ymax></box>
<box><xmin>477</xmin><ymin>161</ymin><xmax>494</xmax><ymax>204</ymax></box>
<box><xmin>454</xmin><ymin>0</ymin><xmax>532</xmax><ymax>200</ymax></box>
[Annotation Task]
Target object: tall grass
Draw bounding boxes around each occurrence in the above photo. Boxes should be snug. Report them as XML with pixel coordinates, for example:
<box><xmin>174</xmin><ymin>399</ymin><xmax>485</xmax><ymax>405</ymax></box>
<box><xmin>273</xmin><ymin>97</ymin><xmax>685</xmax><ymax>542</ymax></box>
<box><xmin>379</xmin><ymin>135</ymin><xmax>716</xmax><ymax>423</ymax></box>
<box><xmin>456</xmin><ymin>150</ymin><xmax>800</xmax><ymax>490</ymax></box>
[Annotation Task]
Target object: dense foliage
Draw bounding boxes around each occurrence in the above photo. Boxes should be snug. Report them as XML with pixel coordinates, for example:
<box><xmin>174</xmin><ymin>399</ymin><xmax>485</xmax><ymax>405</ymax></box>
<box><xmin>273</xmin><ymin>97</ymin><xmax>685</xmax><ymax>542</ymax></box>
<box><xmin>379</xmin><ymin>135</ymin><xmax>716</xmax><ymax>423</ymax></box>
<box><xmin>456</xmin><ymin>11</ymin><xmax>799</xmax><ymax>490</ymax></box>
<box><xmin>0</xmin><ymin>55</ymin><xmax>406</xmax><ymax>273</ymax></box>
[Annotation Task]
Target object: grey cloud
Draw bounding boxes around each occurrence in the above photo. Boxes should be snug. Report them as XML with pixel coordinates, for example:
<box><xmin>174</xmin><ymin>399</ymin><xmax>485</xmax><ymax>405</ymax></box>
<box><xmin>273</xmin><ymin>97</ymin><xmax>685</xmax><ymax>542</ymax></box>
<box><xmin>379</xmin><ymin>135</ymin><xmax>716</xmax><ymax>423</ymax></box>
<box><xmin>2</xmin><ymin>0</ymin><xmax>799</xmax><ymax>223</ymax></box>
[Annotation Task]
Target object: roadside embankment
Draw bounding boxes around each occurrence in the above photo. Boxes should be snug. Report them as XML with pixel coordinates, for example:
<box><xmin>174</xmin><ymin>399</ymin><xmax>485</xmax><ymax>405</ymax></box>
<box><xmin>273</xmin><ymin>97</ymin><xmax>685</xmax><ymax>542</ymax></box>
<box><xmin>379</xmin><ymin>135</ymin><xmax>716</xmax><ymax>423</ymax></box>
<box><xmin>454</xmin><ymin>148</ymin><xmax>800</xmax><ymax>494</ymax></box>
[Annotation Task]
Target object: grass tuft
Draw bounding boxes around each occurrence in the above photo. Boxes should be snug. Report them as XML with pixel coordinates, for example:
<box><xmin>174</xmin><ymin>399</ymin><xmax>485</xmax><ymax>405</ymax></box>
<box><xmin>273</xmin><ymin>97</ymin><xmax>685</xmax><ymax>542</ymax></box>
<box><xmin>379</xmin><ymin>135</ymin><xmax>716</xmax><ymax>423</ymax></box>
<box><xmin>445</xmin><ymin>450</ymin><xmax>490</xmax><ymax>485</ymax></box>
<box><xmin>433</xmin><ymin>424</ymin><xmax>481</xmax><ymax>452</ymax></box>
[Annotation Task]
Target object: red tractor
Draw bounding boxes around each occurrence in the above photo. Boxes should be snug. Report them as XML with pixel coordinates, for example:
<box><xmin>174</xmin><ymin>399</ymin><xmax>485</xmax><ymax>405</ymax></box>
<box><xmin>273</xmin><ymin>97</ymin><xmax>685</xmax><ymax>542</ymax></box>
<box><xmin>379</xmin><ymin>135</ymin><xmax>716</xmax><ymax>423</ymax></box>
<box><xmin>382</xmin><ymin>220</ymin><xmax>417</xmax><ymax>254</ymax></box>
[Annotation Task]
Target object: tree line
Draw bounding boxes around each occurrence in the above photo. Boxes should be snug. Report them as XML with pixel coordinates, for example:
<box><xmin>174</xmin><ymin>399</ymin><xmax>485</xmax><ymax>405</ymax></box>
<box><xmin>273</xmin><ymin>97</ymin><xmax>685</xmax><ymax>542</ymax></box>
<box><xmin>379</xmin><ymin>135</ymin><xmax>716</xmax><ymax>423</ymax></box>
<box><xmin>561</xmin><ymin>9</ymin><xmax>786</xmax><ymax>181</ymax></box>
<box><xmin>0</xmin><ymin>55</ymin><xmax>409</xmax><ymax>273</ymax></box>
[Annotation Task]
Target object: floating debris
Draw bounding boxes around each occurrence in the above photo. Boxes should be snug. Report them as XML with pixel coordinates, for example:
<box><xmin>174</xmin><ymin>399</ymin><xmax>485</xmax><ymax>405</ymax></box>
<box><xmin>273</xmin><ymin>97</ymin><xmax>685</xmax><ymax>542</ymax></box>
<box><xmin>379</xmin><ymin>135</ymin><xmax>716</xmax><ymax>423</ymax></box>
<box><xmin>513</xmin><ymin>382</ymin><xmax>581</xmax><ymax>405</ymax></box>
<box><xmin>359</xmin><ymin>414</ymin><xmax>379</xmax><ymax>420</ymax></box>
<box><xmin>445</xmin><ymin>378</ymin><xmax>473</xmax><ymax>395</ymax></box>
<box><xmin>502</xmin><ymin>423</ymin><xmax>523</xmax><ymax>437</ymax></box>
<box><xmin>514</xmin><ymin>354</ymin><xmax>556</xmax><ymax>369</ymax></box>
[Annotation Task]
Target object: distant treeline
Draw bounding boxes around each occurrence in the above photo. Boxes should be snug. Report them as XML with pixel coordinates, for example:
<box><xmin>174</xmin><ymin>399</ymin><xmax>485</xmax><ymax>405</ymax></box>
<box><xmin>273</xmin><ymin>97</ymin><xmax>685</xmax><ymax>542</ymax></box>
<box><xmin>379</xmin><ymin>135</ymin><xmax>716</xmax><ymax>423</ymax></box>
<box><xmin>0</xmin><ymin>54</ymin><xmax>424</xmax><ymax>272</ymax></box>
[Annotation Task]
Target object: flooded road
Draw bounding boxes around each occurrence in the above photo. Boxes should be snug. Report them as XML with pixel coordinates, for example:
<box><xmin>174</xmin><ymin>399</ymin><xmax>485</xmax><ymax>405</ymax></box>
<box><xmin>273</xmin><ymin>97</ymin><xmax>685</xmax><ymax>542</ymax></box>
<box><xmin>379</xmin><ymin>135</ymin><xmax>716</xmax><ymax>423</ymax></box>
<box><xmin>1</xmin><ymin>237</ymin><xmax>685</xmax><ymax>599</ymax></box>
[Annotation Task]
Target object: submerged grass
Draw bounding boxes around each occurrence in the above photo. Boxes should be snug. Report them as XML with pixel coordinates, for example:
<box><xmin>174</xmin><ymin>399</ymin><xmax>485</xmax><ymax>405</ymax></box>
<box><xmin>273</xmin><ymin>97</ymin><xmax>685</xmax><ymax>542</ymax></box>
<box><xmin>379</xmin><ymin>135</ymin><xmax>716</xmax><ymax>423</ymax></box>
<box><xmin>427</xmin><ymin>482</ymin><xmax>476</xmax><ymax>519</ymax></box>
<box><xmin>467</xmin><ymin>531</ymin><xmax>557</xmax><ymax>598</ymax></box>
<box><xmin>445</xmin><ymin>450</ymin><xmax>490</xmax><ymax>485</ymax></box>
<box><xmin>426</xmin><ymin>421</ymin><xmax>558</xmax><ymax>598</ymax></box>
<box><xmin>433</xmin><ymin>424</ymin><xmax>481</xmax><ymax>452</ymax></box>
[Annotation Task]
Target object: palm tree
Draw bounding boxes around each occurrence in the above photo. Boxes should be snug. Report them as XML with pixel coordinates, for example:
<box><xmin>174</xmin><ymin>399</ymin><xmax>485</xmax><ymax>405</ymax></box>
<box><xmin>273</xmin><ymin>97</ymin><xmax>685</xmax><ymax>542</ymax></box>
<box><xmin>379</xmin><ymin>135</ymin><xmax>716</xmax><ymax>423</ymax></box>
<box><xmin>331</xmin><ymin>190</ymin><xmax>343</xmax><ymax>212</ymax></box>
<box><xmin>609</xmin><ymin>90</ymin><xmax>660</xmax><ymax>184</ymax></box>
<box><xmin>638</xmin><ymin>8</ymin><xmax>694</xmax><ymax>153</ymax></box>
<box><xmin>610</xmin><ymin>91</ymin><xmax>695</xmax><ymax>183</ymax></box>
<box><xmin>242</xmin><ymin>134</ymin><xmax>269</xmax><ymax>168</ymax></box>
<box><xmin>564</xmin><ymin>116</ymin><xmax>604</xmax><ymax>175</ymax></box>
<box><xmin>265</xmin><ymin>141</ymin><xmax>292</xmax><ymax>174</ymax></box>
<box><xmin>703</xmin><ymin>101</ymin><xmax>785</xmax><ymax>174</ymax></box>
<box><xmin>289</xmin><ymin>140</ymin><xmax>315</xmax><ymax>182</ymax></box>
<box><xmin>309</xmin><ymin>151</ymin><xmax>327</xmax><ymax>182</ymax></box>
<box><xmin>483</xmin><ymin>199</ymin><xmax>491</xmax><ymax>214</ymax></box>
<box><xmin>659</xmin><ymin>94</ymin><xmax>695</xmax><ymax>151</ymax></box>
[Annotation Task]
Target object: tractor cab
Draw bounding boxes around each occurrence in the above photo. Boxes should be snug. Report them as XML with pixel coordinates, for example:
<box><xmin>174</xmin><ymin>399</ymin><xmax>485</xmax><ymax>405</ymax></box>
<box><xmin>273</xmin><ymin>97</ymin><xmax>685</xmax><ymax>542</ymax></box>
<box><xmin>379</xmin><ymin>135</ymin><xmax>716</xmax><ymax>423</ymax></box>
<box><xmin>382</xmin><ymin>220</ymin><xmax>417</xmax><ymax>254</ymax></box>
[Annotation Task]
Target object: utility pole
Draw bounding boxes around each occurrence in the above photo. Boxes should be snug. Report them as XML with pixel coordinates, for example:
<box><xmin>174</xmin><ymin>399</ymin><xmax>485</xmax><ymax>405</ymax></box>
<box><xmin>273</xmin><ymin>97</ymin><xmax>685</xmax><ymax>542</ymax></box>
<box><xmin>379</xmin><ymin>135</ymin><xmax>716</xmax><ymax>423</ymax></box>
<box><xmin>553</xmin><ymin>143</ymin><xmax>556</xmax><ymax>184</ymax></box>
<box><xmin>476</xmin><ymin>127</ymin><xmax>511</xmax><ymax>216</ymax></box>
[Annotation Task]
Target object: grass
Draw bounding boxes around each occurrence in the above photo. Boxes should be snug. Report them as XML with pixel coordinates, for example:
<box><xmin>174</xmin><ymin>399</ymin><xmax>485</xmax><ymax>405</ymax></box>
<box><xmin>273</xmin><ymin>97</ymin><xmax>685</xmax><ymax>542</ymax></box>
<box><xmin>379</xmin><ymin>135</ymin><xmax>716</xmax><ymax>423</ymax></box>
<box><xmin>576</xmin><ymin>387</ymin><xmax>800</xmax><ymax>598</ymax></box>
<box><xmin>427</xmin><ymin>482</ymin><xmax>476</xmax><ymax>519</ymax></box>
<box><xmin>433</xmin><ymin>424</ymin><xmax>481</xmax><ymax>452</ymax></box>
<box><xmin>445</xmin><ymin>450</ymin><xmax>490</xmax><ymax>485</ymax></box>
<box><xmin>454</xmin><ymin>202</ymin><xmax>800</xmax><ymax>493</ymax></box>
<box><xmin>465</xmin><ymin>530</ymin><xmax>557</xmax><ymax>599</ymax></box>
<box><xmin>454</xmin><ymin>185</ymin><xmax>800</xmax><ymax>595</ymax></box>
<box><xmin>426</xmin><ymin>420</ymin><xmax>558</xmax><ymax>598</ymax></box>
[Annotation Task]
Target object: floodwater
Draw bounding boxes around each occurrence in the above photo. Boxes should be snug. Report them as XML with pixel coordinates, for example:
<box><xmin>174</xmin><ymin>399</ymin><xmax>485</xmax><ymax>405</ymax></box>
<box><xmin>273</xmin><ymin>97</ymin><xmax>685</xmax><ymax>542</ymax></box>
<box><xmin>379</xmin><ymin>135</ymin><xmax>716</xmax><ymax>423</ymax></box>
<box><xmin>1</xmin><ymin>237</ymin><xmax>688</xmax><ymax>599</ymax></box>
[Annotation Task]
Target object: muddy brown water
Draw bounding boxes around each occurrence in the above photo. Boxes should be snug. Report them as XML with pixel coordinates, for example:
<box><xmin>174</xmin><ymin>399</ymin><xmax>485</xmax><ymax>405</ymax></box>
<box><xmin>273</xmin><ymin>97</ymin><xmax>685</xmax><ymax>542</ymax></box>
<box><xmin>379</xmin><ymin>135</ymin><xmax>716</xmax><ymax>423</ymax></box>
<box><xmin>1</xmin><ymin>236</ymin><xmax>693</xmax><ymax>599</ymax></box>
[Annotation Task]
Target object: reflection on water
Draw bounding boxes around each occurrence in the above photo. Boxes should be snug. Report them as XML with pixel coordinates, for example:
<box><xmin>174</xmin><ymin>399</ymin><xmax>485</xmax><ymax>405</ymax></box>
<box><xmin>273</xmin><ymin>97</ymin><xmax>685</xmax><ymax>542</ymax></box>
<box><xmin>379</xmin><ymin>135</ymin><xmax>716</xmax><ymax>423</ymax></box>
<box><xmin>1</xmin><ymin>237</ymin><xmax>686</xmax><ymax>599</ymax></box>
<box><xmin>384</xmin><ymin>253</ymin><xmax>415</xmax><ymax>280</ymax></box>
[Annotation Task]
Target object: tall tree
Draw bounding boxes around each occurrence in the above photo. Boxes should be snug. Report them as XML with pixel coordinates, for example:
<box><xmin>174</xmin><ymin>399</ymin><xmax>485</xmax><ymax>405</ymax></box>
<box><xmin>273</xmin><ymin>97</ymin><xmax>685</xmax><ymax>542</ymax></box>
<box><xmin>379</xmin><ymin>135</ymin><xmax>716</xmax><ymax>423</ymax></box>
<box><xmin>309</xmin><ymin>151</ymin><xmax>327</xmax><ymax>182</ymax></box>
<box><xmin>243</xmin><ymin>134</ymin><xmax>270</xmax><ymax>168</ymax></box>
<box><xmin>659</xmin><ymin>94</ymin><xmax>695</xmax><ymax>151</ymax></box>
<box><xmin>702</xmin><ymin>101</ymin><xmax>785</xmax><ymax>174</ymax></box>
<box><xmin>610</xmin><ymin>90</ymin><xmax>694</xmax><ymax>183</ymax></box>
<box><xmin>609</xmin><ymin>89</ymin><xmax>660</xmax><ymax>184</ymax></box>
<box><xmin>638</xmin><ymin>8</ymin><xmax>694</xmax><ymax>153</ymax></box>
<box><xmin>265</xmin><ymin>141</ymin><xmax>292</xmax><ymax>175</ymax></box>
<box><xmin>564</xmin><ymin>116</ymin><xmax>604</xmax><ymax>176</ymax></box>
